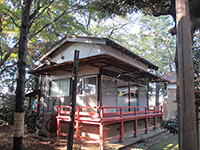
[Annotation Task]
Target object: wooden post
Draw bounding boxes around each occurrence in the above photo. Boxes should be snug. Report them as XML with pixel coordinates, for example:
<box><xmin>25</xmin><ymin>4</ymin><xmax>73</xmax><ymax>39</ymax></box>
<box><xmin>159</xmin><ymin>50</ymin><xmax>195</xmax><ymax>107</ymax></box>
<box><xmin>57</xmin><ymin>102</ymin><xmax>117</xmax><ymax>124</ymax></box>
<box><xmin>57</xmin><ymin>106</ymin><xmax>61</xmax><ymax>137</ymax></box>
<box><xmin>99</xmin><ymin>123</ymin><xmax>104</xmax><ymax>150</ymax></box>
<box><xmin>119</xmin><ymin>108</ymin><xmax>123</xmax><ymax>142</ymax></box>
<box><xmin>128</xmin><ymin>82</ymin><xmax>131</xmax><ymax>111</ymax></box>
<box><xmin>75</xmin><ymin>107</ymin><xmax>80</xmax><ymax>139</ymax></box>
<box><xmin>145</xmin><ymin>117</ymin><xmax>148</xmax><ymax>133</ymax></box>
<box><xmin>155</xmin><ymin>72</ymin><xmax>160</xmax><ymax>106</ymax></box>
<box><xmin>67</xmin><ymin>50</ymin><xmax>79</xmax><ymax>150</ymax></box>
<box><xmin>145</xmin><ymin>107</ymin><xmax>148</xmax><ymax>133</ymax></box>
<box><xmin>134</xmin><ymin>119</ymin><xmax>137</xmax><ymax>137</ymax></box>
<box><xmin>153</xmin><ymin>116</ymin><xmax>157</xmax><ymax>130</ymax></box>
<box><xmin>176</xmin><ymin>0</ymin><xmax>198</xmax><ymax>149</ymax></box>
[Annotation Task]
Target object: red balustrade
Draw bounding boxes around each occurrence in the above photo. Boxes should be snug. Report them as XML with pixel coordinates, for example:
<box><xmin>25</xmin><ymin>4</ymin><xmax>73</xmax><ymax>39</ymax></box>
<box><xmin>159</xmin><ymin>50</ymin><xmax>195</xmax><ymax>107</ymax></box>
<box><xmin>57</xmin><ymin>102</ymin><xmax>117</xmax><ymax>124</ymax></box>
<box><xmin>56</xmin><ymin>105</ymin><xmax>163</xmax><ymax>150</ymax></box>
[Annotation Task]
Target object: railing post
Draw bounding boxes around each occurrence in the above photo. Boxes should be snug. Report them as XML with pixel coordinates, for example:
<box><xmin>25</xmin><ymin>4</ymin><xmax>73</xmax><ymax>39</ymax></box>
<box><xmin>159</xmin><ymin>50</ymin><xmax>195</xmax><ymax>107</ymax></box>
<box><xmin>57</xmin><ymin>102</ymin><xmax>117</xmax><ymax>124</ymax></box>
<box><xmin>134</xmin><ymin>107</ymin><xmax>137</xmax><ymax>116</ymax></box>
<box><xmin>75</xmin><ymin>107</ymin><xmax>80</xmax><ymax>139</ymax></box>
<box><xmin>145</xmin><ymin>107</ymin><xmax>147</xmax><ymax>115</ymax></box>
<box><xmin>134</xmin><ymin>107</ymin><xmax>137</xmax><ymax>137</ymax></box>
<box><xmin>160</xmin><ymin>106</ymin><xmax>163</xmax><ymax>123</ymax></box>
<box><xmin>58</xmin><ymin>106</ymin><xmax>61</xmax><ymax>116</ymax></box>
<box><xmin>144</xmin><ymin>107</ymin><xmax>148</xmax><ymax>133</ymax></box>
<box><xmin>154</xmin><ymin>116</ymin><xmax>157</xmax><ymax>130</ymax></box>
<box><xmin>99</xmin><ymin>107</ymin><xmax>104</xmax><ymax>150</ymax></box>
<box><xmin>100</xmin><ymin>107</ymin><xmax>104</xmax><ymax>121</ymax></box>
<box><xmin>100</xmin><ymin>123</ymin><xmax>104</xmax><ymax>150</ymax></box>
<box><xmin>145</xmin><ymin>117</ymin><xmax>149</xmax><ymax>134</ymax></box>
<box><xmin>119</xmin><ymin>108</ymin><xmax>124</xmax><ymax>142</ymax></box>
<box><xmin>57</xmin><ymin>106</ymin><xmax>61</xmax><ymax>137</ymax></box>
<box><xmin>134</xmin><ymin>118</ymin><xmax>137</xmax><ymax>137</ymax></box>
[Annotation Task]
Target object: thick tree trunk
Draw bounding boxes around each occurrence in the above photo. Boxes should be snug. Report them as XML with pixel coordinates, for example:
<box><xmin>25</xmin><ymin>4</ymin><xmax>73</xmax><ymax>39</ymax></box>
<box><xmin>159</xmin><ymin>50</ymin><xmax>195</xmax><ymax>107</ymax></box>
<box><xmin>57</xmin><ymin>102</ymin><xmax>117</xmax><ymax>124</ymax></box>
<box><xmin>176</xmin><ymin>0</ymin><xmax>198</xmax><ymax>149</ymax></box>
<box><xmin>13</xmin><ymin>1</ymin><xmax>31</xmax><ymax>150</ymax></box>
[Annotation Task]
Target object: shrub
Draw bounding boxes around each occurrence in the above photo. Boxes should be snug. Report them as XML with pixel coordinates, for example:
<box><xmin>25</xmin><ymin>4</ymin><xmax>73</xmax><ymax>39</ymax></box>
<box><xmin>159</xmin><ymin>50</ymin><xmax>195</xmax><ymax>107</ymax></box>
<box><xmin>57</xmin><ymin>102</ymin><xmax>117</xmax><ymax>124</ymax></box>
<box><xmin>0</xmin><ymin>94</ymin><xmax>15</xmax><ymax>125</ymax></box>
<box><xmin>161</xmin><ymin>120</ymin><xmax>178</xmax><ymax>135</ymax></box>
<box><xmin>161</xmin><ymin>110</ymin><xmax>178</xmax><ymax>135</ymax></box>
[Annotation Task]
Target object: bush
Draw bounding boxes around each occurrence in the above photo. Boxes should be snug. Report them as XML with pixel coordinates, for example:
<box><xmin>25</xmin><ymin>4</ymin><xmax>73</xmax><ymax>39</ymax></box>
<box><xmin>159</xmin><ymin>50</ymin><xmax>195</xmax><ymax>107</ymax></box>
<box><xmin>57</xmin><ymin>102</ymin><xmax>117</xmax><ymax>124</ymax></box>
<box><xmin>0</xmin><ymin>94</ymin><xmax>15</xmax><ymax>125</ymax></box>
<box><xmin>161</xmin><ymin>120</ymin><xmax>178</xmax><ymax>135</ymax></box>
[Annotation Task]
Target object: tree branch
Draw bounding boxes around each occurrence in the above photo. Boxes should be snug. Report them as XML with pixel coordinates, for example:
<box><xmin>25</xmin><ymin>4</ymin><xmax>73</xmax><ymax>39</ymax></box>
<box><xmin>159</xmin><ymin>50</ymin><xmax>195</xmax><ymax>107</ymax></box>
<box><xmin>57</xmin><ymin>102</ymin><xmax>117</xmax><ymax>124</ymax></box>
<box><xmin>191</xmin><ymin>17</ymin><xmax>200</xmax><ymax>34</ymax></box>
<box><xmin>29</xmin><ymin>0</ymin><xmax>54</xmax><ymax>27</ymax></box>
<box><xmin>29</xmin><ymin>9</ymin><xmax>68</xmax><ymax>40</ymax></box>
<box><xmin>0</xmin><ymin>10</ymin><xmax>20</xmax><ymax>28</ymax></box>
<box><xmin>141</xmin><ymin>1</ymin><xmax>172</xmax><ymax>17</ymax></box>
<box><xmin>108</xmin><ymin>22</ymin><xmax>130</xmax><ymax>38</ymax></box>
<box><xmin>0</xmin><ymin>62</ymin><xmax>17</xmax><ymax>75</ymax></box>
<box><xmin>0</xmin><ymin>47</ymin><xmax>17</xmax><ymax>69</ymax></box>
<box><xmin>0</xmin><ymin>3</ymin><xmax>68</xmax><ymax>68</ymax></box>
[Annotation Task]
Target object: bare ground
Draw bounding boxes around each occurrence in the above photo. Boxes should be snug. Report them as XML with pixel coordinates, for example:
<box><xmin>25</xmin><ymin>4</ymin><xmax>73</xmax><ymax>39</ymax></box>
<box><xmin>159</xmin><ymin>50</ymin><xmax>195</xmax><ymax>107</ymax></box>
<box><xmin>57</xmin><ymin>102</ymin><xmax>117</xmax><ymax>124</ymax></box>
<box><xmin>0</xmin><ymin>124</ymin><xmax>173</xmax><ymax>150</ymax></box>
<box><xmin>0</xmin><ymin>125</ymin><xmax>66</xmax><ymax>150</ymax></box>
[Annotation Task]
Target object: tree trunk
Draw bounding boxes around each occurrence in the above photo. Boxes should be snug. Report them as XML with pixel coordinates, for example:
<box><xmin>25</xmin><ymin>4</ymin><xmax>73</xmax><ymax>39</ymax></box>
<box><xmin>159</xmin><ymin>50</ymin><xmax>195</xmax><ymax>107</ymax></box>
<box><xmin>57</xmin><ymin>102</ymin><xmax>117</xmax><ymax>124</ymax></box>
<box><xmin>13</xmin><ymin>1</ymin><xmax>31</xmax><ymax>150</ymax></box>
<box><xmin>176</xmin><ymin>0</ymin><xmax>198</xmax><ymax>149</ymax></box>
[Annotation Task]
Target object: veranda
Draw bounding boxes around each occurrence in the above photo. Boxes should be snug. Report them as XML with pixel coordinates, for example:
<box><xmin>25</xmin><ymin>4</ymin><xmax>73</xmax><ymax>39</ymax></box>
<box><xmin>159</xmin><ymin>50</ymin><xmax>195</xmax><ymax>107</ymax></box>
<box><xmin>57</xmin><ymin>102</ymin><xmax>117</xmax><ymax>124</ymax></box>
<box><xmin>56</xmin><ymin>105</ymin><xmax>163</xmax><ymax>149</ymax></box>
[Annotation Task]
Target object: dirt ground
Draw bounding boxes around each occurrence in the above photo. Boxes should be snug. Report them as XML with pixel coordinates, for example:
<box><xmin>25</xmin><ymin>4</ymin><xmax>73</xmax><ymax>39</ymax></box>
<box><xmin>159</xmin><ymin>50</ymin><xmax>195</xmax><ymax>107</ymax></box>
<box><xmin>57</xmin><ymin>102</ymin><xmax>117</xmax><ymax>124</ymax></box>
<box><xmin>0</xmin><ymin>125</ymin><xmax>67</xmax><ymax>150</ymax></box>
<box><xmin>0</xmin><ymin>124</ymin><xmax>173</xmax><ymax>150</ymax></box>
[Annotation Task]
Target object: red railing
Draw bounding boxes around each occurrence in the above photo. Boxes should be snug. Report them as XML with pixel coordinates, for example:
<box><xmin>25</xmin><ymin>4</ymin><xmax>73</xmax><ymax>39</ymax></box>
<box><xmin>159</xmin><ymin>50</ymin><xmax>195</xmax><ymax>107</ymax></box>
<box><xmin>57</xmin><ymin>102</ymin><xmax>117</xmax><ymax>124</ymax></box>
<box><xmin>56</xmin><ymin>105</ymin><xmax>163</xmax><ymax>149</ymax></box>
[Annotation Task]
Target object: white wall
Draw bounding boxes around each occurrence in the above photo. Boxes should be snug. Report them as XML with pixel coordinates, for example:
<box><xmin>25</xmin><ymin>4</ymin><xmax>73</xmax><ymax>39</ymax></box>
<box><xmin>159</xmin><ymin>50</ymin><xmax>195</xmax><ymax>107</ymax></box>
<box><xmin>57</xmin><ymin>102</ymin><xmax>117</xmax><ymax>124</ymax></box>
<box><xmin>50</xmin><ymin>65</ymin><xmax>99</xmax><ymax>80</ymax></box>
<box><xmin>138</xmin><ymin>86</ymin><xmax>148</xmax><ymax>110</ymax></box>
<box><xmin>50</xmin><ymin>42</ymin><xmax>148</xmax><ymax>71</ymax></box>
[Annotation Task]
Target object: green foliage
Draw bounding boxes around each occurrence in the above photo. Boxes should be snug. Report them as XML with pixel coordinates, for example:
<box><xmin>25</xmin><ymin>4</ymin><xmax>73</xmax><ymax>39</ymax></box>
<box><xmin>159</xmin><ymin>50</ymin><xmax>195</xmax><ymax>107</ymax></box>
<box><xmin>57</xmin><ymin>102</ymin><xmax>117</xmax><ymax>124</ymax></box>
<box><xmin>0</xmin><ymin>0</ymin><xmax>107</xmax><ymax>94</ymax></box>
<box><xmin>193</xmin><ymin>30</ymin><xmax>200</xmax><ymax>103</ymax></box>
<box><xmin>161</xmin><ymin>120</ymin><xmax>178</xmax><ymax>135</ymax></box>
<box><xmin>0</xmin><ymin>94</ymin><xmax>15</xmax><ymax>125</ymax></box>
<box><xmin>92</xmin><ymin>0</ymin><xmax>174</xmax><ymax>18</ymax></box>
<box><xmin>162</xmin><ymin>110</ymin><xmax>178</xmax><ymax>135</ymax></box>
<box><xmin>0</xmin><ymin>93</ymin><xmax>29</xmax><ymax>125</ymax></box>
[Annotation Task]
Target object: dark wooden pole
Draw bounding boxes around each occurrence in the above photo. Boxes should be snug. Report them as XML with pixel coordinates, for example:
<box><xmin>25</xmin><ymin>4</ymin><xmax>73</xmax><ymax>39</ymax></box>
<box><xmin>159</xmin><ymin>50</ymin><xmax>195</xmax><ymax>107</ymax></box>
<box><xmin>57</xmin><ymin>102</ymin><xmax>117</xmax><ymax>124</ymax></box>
<box><xmin>176</xmin><ymin>0</ymin><xmax>198</xmax><ymax>149</ymax></box>
<box><xmin>67</xmin><ymin>50</ymin><xmax>79</xmax><ymax>150</ymax></box>
<box><xmin>155</xmin><ymin>72</ymin><xmax>160</xmax><ymax>106</ymax></box>
<box><xmin>155</xmin><ymin>82</ymin><xmax>160</xmax><ymax>106</ymax></box>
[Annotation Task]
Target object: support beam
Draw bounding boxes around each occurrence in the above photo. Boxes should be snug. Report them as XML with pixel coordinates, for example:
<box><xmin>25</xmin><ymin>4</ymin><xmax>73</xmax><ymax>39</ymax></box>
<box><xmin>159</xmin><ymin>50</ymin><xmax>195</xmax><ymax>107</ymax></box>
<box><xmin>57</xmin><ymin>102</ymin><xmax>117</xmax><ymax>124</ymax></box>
<box><xmin>176</xmin><ymin>0</ymin><xmax>198</xmax><ymax>150</ymax></box>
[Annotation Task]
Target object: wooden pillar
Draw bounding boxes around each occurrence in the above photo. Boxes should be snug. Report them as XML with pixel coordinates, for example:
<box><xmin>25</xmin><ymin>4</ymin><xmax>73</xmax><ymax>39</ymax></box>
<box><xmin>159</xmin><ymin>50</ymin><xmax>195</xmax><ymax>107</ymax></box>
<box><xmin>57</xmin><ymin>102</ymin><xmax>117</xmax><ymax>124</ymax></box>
<box><xmin>99</xmin><ymin>123</ymin><xmax>104</xmax><ymax>150</ymax></box>
<box><xmin>56</xmin><ymin>106</ymin><xmax>61</xmax><ymax>137</ymax></box>
<box><xmin>97</xmin><ymin>74</ymin><xmax>102</xmax><ymax>107</ymax></box>
<box><xmin>119</xmin><ymin>108</ymin><xmax>124</xmax><ymax>142</ymax></box>
<box><xmin>75</xmin><ymin>107</ymin><xmax>80</xmax><ymax>139</ymax></box>
<box><xmin>128</xmin><ymin>82</ymin><xmax>131</xmax><ymax>111</ymax></box>
<box><xmin>155</xmin><ymin>72</ymin><xmax>160</xmax><ymax>106</ymax></box>
<box><xmin>145</xmin><ymin>117</ymin><xmax>149</xmax><ymax>133</ymax></box>
<box><xmin>28</xmin><ymin>97</ymin><xmax>32</xmax><ymax>112</ymax></box>
<box><xmin>176</xmin><ymin>0</ymin><xmax>198</xmax><ymax>149</ymax></box>
<box><xmin>147</xmin><ymin>84</ymin><xmax>149</xmax><ymax>107</ymax></box>
<box><xmin>145</xmin><ymin>107</ymin><xmax>148</xmax><ymax>133</ymax></box>
<box><xmin>160</xmin><ymin>106</ymin><xmax>163</xmax><ymax>122</ymax></box>
<box><xmin>153</xmin><ymin>106</ymin><xmax>157</xmax><ymax>130</ymax></box>
<box><xmin>67</xmin><ymin>50</ymin><xmax>79</xmax><ymax>150</ymax></box>
<box><xmin>154</xmin><ymin>116</ymin><xmax>157</xmax><ymax>130</ymax></box>
<box><xmin>134</xmin><ymin>119</ymin><xmax>137</xmax><ymax>137</ymax></box>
